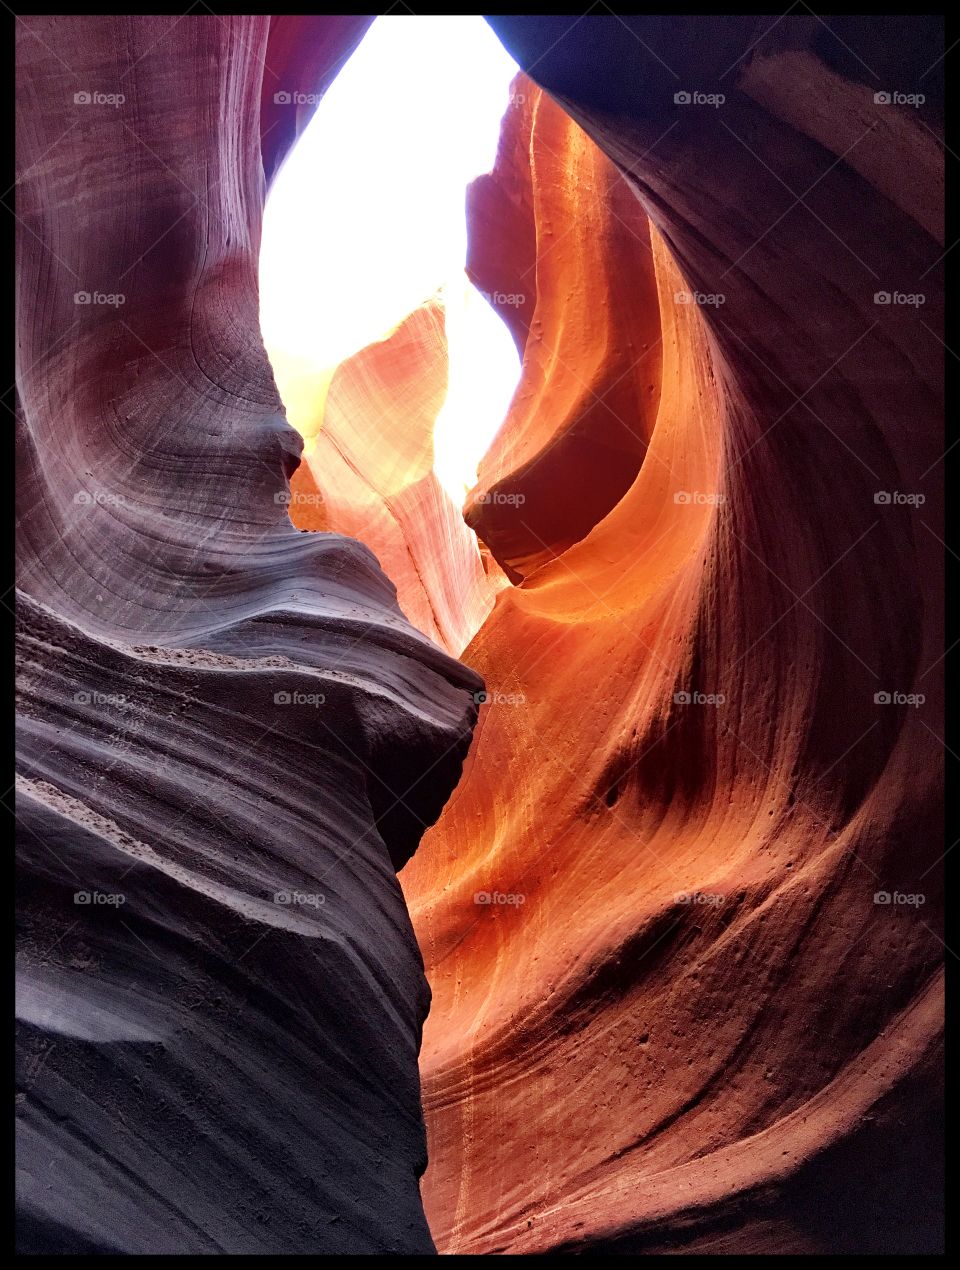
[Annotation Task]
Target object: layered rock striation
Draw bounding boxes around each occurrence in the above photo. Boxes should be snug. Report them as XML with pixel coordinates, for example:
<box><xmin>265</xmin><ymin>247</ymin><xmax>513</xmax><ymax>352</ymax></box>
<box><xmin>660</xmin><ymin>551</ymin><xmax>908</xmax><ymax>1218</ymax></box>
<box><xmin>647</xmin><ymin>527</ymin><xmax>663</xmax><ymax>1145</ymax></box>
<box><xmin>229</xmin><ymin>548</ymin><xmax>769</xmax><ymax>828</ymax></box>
<box><xmin>15</xmin><ymin>15</ymin><xmax>478</xmax><ymax>1254</ymax></box>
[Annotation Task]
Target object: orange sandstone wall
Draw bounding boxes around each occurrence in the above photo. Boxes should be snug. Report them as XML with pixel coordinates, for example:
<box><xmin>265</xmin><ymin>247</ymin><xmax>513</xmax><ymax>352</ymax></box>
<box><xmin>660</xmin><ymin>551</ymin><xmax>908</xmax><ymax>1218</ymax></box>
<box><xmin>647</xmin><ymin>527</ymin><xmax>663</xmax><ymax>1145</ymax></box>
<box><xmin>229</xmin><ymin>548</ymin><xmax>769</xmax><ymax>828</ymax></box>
<box><xmin>402</xmin><ymin>16</ymin><xmax>943</xmax><ymax>1256</ymax></box>
<box><xmin>464</xmin><ymin>77</ymin><xmax>663</xmax><ymax>581</ymax></box>
<box><xmin>288</xmin><ymin>301</ymin><xmax>505</xmax><ymax>654</ymax></box>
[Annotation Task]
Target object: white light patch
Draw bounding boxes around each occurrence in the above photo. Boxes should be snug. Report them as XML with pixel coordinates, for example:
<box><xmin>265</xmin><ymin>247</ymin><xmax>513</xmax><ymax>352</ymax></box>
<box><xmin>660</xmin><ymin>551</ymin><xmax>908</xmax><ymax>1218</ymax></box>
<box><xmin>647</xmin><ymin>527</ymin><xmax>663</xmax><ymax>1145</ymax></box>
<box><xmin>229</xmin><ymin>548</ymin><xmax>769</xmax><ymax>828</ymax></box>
<box><xmin>260</xmin><ymin>15</ymin><xmax>522</xmax><ymax>502</ymax></box>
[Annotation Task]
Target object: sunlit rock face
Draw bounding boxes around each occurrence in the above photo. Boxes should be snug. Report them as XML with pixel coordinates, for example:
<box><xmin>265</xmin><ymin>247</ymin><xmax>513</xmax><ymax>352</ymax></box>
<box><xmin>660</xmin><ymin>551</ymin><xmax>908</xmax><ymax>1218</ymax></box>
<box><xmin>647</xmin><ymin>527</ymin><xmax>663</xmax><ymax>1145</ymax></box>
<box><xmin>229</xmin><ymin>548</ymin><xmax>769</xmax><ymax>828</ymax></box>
<box><xmin>402</xmin><ymin>15</ymin><xmax>943</xmax><ymax>1256</ymax></box>
<box><xmin>15</xmin><ymin>15</ymin><xmax>478</xmax><ymax>1254</ymax></box>
<box><xmin>464</xmin><ymin>74</ymin><xmax>663</xmax><ymax>581</ymax></box>
<box><xmin>288</xmin><ymin>300</ymin><xmax>507</xmax><ymax>654</ymax></box>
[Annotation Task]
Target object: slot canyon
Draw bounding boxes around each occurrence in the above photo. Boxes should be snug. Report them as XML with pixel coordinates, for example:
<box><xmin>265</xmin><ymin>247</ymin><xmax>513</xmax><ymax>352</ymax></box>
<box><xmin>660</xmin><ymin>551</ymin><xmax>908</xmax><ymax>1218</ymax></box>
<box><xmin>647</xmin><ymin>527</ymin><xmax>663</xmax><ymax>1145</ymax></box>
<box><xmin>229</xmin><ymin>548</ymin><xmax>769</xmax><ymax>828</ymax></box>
<box><xmin>15</xmin><ymin>12</ymin><xmax>944</xmax><ymax>1257</ymax></box>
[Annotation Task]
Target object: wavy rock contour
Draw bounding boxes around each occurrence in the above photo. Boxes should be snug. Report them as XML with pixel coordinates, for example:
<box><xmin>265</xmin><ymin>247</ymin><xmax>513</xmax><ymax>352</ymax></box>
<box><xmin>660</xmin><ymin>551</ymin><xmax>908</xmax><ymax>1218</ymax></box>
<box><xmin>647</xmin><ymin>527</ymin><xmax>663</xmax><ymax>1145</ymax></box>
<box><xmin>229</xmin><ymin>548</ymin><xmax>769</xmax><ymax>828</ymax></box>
<box><xmin>402</xmin><ymin>16</ymin><xmax>944</xmax><ymax>1256</ymax></box>
<box><xmin>15</xmin><ymin>14</ymin><xmax>479</xmax><ymax>1254</ymax></box>
<box><xmin>287</xmin><ymin>300</ymin><xmax>506</xmax><ymax>655</ymax></box>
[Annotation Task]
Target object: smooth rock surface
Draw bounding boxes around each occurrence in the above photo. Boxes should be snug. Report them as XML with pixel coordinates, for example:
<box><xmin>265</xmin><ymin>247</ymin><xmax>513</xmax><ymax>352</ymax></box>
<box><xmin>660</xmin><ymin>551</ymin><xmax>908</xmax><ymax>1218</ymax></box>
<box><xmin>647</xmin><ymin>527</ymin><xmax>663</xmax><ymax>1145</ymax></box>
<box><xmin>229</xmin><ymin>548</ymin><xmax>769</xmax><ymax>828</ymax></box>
<box><xmin>402</xmin><ymin>15</ymin><xmax>944</xmax><ymax>1256</ymax></box>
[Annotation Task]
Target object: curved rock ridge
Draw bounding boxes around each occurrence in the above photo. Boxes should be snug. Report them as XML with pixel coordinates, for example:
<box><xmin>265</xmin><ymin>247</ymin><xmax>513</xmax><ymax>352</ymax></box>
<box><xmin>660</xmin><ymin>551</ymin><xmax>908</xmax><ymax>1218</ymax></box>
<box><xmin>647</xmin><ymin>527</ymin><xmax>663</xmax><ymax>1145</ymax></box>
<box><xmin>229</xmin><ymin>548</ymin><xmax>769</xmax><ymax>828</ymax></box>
<box><xmin>464</xmin><ymin>73</ymin><xmax>663</xmax><ymax>581</ymax></box>
<box><xmin>15</xmin><ymin>14</ymin><xmax>480</xmax><ymax>1254</ymax></box>
<box><xmin>16</xmin><ymin>591</ymin><xmax>478</xmax><ymax>1253</ymax></box>
<box><xmin>464</xmin><ymin>77</ymin><xmax>538</xmax><ymax>359</ymax></box>
<box><xmin>288</xmin><ymin>300</ymin><xmax>507</xmax><ymax>655</ymax></box>
<box><xmin>401</xmin><ymin>14</ymin><xmax>944</xmax><ymax>1256</ymax></box>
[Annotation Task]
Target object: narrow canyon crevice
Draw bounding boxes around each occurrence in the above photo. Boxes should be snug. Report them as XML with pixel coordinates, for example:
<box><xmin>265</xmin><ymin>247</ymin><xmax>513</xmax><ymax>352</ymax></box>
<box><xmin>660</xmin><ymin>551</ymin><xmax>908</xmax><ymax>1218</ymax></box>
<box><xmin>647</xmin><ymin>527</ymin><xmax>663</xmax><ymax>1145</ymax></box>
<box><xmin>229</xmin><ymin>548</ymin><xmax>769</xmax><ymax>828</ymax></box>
<box><xmin>15</xmin><ymin>13</ymin><xmax>943</xmax><ymax>1257</ymax></box>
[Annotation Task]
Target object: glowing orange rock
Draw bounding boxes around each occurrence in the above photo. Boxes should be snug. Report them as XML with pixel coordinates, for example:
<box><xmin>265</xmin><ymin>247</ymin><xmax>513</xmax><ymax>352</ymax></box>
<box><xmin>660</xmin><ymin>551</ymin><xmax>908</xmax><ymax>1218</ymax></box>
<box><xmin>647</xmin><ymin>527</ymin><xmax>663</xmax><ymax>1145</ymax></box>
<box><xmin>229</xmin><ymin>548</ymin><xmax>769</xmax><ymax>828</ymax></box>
<box><xmin>289</xmin><ymin>300</ymin><xmax>506</xmax><ymax>654</ymax></box>
<box><xmin>402</xmin><ymin>18</ymin><xmax>943</xmax><ymax>1256</ymax></box>
<box><xmin>463</xmin><ymin>76</ymin><xmax>663</xmax><ymax>581</ymax></box>
<box><xmin>405</xmin><ymin>230</ymin><xmax>737</xmax><ymax>1255</ymax></box>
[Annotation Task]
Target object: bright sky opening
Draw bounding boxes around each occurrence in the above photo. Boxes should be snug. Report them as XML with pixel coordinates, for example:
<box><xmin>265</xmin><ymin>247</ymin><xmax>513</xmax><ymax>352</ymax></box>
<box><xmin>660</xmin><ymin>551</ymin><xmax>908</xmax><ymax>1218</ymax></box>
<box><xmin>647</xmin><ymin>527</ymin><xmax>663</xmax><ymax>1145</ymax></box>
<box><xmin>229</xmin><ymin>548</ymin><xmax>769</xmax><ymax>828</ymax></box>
<box><xmin>259</xmin><ymin>15</ymin><xmax>523</xmax><ymax>503</ymax></box>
